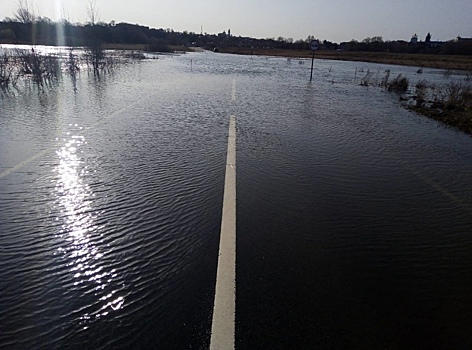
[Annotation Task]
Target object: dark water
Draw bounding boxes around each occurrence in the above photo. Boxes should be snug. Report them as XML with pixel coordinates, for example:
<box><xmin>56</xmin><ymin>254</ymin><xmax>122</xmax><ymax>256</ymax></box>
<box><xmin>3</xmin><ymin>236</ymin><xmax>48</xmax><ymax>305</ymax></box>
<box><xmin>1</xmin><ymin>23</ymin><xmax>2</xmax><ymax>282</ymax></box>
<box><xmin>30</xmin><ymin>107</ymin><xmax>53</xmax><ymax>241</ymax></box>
<box><xmin>1</xmin><ymin>50</ymin><xmax>472</xmax><ymax>349</ymax></box>
<box><xmin>0</xmin><ymin>56</ymin><xmax>231</xmax><ymax>349</ymax></box>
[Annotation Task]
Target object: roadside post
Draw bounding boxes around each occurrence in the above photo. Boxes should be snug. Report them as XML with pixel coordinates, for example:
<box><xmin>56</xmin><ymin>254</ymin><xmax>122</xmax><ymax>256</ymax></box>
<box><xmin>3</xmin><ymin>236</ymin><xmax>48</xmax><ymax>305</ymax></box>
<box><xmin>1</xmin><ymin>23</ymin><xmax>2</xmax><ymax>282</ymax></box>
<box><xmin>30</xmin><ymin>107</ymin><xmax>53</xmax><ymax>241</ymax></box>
<box><xmin>310</xmin><ymin>39</ymin><xmax>319</xmax><ymax>82</ymax></box>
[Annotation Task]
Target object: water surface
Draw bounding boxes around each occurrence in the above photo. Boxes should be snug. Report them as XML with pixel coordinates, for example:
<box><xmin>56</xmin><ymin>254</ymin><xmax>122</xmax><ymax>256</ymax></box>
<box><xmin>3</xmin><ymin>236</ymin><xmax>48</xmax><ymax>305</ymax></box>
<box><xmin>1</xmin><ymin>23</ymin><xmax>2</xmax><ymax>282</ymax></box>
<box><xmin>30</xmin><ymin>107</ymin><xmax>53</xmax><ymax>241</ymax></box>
<box><xmin>1</xmin><ymin>50</ymin><xmax>472</xmax><ymax>349</ymax></box>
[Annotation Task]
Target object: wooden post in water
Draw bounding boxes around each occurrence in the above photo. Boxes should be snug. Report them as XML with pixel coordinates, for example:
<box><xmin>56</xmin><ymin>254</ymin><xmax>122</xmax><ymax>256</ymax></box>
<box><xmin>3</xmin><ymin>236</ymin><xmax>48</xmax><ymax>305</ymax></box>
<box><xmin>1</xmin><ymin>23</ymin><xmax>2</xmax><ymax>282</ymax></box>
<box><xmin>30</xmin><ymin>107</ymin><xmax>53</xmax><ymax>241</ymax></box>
<box><xmin>309</xmin><ymin>39</ymin><xmax>319</xmax><ymax>82</ymax></box>
<box><xmin>310</xmin><ymin>50</ymin><xmax>315</xmax><ymax>82</ymax></box>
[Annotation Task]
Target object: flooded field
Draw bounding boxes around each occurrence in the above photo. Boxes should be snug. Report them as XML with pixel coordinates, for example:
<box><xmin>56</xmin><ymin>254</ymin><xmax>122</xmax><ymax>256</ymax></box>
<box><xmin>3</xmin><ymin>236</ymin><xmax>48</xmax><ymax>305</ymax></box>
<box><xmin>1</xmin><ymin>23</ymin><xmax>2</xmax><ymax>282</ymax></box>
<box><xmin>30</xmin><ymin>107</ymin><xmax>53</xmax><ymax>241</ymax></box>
<box><xmin>1</xmin><ymin>48</ymin><xmax>472</xmax><ymax>349</ymax></box>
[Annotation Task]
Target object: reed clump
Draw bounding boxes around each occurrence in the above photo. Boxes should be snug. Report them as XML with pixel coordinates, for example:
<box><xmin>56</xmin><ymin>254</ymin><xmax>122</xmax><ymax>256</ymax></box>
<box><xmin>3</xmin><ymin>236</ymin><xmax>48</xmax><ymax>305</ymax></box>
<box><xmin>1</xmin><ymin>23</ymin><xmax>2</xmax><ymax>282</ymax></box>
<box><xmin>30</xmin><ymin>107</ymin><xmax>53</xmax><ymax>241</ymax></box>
<box><xmin>387</xmin><ymin>74</ymin><xmax>409</xmax><ymax>92</ymax></box>
<box><xmin>18</xmin><ymin>49</ymin><xmax>61</xmax><ymax>83</ymax></box>
<box><xmin>356</xmin><ymin>65</ymin><xmax>472</xmax><ymax>134</ymax></box>
<box><xmin>359</xmin><ymin>69</ymin><xmax>374</xmax><ymax>86</ymax></box>
<box><xmin>0</xmin><ymin>48</ymin><xmax>62</xmax><ymax>90</ymax></box>
<box><xmin>0</xmin><ymin>52</ymin><xmax>21</xmax><ymax>88</ymax></box>
<box><xmin>0</xmin><ymin>46</ymin><xmax>142</xmax><ymax>91</ymax></box>
<box><xmin>414</xmin><ymin>80</ymin><xmax>428</xmax><ymax>107</ymax></box>
<box><xmin>409</xmin><ymin>81</ymin><xmax>472</xmax><ymax>134</ymax></box>
<box><xmin>359</xmin><ymin>69</ymin><xmax>409</xmax><ymax>93</ymax></box>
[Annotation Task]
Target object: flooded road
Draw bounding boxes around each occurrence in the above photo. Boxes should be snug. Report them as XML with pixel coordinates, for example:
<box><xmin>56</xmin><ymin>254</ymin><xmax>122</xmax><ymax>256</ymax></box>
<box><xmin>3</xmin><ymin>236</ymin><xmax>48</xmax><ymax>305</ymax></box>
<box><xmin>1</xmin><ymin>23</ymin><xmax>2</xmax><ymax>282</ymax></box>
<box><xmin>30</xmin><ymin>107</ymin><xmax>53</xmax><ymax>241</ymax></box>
<box><xmin>1</xmin><ymin>50</ymin><xmax>472</xmax><ymax>349</ymax></box>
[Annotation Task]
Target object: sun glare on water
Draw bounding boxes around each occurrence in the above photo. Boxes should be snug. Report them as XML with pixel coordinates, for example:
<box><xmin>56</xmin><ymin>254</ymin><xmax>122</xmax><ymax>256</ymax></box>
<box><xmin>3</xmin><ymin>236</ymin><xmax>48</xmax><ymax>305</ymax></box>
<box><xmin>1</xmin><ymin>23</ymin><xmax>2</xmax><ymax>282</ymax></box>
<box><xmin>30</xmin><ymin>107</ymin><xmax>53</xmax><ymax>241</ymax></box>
<box><xmin>54</xmin><ymin>124</ymin><xmax>125</xmax><ymax>322</ymax></box>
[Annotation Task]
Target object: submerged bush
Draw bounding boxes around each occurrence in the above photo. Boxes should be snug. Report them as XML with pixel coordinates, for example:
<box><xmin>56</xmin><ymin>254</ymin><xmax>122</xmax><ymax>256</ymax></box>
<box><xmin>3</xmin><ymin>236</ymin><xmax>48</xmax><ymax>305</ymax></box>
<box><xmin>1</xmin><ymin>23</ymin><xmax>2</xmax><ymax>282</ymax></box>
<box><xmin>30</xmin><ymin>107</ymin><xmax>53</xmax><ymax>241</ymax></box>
<box><xmin>0</xmin><ymin>52</ymin><xmax>20</xmax><ymax>88</ymax></box>
<box><xmin>442</xmin><ymin>82</ymin><xmax>472</xmax><ymax>110</ymax></box>
<box><xmin>85</xmin><ymin>43</ymin><xmax>106</xmax><ymax>76</ymax></box>
<box><xmin>414</xmin><ymin>80</ymin><xmax>428</xmax><ymax>107</ymax></box>
<box><xmin>0</xmin><ymin>46</ymin><xmax>145</xmax><ymax>92</ymax></box>
<box><xmin>1</xmin><ymin>49</ymin><xmax>60</xmax><ymax>89</ymax></box>
<box><xmin>408</xmin><ymin>80</ymin><xmax>472</xmax><ymax>134</ymax></box>
<box><xmin>362</xmin><ymin>70</ymin><xmax>409</xmax><ymax>93</ymax></box>
<box><xmin>360</xmin><ymin>69</ymin><xmax>373</xmax><ymax>86</ymax></box>
<box><xmin>380</xmin><ymin>69</ymin><xmax>390</xmax><ymax>89</ymax></box>
<box><xmin>387</xmin><ymin>74</ymin><xmax>409</xmax><ymax>92</ymax></box>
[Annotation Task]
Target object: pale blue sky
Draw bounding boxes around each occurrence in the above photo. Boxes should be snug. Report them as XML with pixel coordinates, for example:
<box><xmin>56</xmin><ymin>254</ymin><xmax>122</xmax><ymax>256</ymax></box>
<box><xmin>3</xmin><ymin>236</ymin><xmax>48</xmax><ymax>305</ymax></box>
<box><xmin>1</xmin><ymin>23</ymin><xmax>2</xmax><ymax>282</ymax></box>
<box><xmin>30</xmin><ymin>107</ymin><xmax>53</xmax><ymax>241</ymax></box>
<box><xmin>2</xmin><ymin>0</ymin><xmax>471</xmax><ymax>43</ymax></box>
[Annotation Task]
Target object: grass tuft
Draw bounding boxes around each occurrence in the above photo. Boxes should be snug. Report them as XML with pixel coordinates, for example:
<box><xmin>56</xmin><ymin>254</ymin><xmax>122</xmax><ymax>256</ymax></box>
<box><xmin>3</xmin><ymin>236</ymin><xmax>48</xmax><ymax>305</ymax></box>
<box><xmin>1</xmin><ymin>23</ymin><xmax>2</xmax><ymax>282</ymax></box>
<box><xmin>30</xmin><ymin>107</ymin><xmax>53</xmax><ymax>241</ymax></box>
<box><xmin>387</xmin><ymin>74</ymin><xmax>409</xmax><ymax>92</ymax></box>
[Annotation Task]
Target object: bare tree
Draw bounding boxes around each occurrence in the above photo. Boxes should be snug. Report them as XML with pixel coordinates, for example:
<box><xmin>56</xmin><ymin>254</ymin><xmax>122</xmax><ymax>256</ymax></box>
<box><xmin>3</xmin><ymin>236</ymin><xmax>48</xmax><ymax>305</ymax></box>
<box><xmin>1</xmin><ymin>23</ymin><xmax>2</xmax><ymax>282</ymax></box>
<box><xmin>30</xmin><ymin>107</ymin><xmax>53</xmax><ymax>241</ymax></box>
<box><xmin>60</xmin><ymin>3</ymin><xmax>71</xmax><ymax>25</ymax></box>
<box><xmin>84</xmin><ymin>0</ymin><xmax>105</xmax><ymax>76</ymax></box>
<box><xmin>14</xmin><ymin>0</ymin><xmax>35</xmax><ymax>23</ymax></box>
<box><xmin>86</xmin><ymin>0</ymin><xmax>100</xmax><ymax>25</ymax></box>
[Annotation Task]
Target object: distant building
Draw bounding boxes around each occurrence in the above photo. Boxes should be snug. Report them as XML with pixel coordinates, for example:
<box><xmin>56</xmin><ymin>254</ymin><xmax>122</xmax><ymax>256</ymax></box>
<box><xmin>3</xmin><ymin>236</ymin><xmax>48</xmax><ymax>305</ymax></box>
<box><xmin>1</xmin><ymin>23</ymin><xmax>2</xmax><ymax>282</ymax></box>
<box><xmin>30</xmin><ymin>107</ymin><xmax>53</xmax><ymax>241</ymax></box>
<box><xmin>456</xmin><ymin>36</ymin><xmax>472</xmax><ymax>42</ymax></box>
<box><xmin>426</xmin><ymin>40</ymin><xmax>442</xmax><ymax>48</ymax></box>
<box><xmin>410</xmin><ymin>34</ymin><xmax>418</xmax><ymax>44</ymax></box>
<box><xmin>217</xmin><ymin>30</ymin><xmax>232</xmax><ymax>39</ymax></box>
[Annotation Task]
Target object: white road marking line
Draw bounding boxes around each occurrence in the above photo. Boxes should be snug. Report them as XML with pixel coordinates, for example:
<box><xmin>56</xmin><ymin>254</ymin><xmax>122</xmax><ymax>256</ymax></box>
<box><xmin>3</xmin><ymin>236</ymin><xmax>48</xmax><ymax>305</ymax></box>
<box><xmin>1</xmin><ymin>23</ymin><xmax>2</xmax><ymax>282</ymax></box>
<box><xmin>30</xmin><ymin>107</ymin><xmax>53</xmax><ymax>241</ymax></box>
<box><xmin>0</xmin><ymin>149</ymin><xmax>49</xmax><ymax>180</ymax></box>
<box><xmin>210</xmin><ymin>115</ymin><xmax>236</xmax><ymax>350</ymax></box>
<box><xmin>409</xmin><ymin>166</ymin><xmax>472</xmax><ymax>213</ymax></box>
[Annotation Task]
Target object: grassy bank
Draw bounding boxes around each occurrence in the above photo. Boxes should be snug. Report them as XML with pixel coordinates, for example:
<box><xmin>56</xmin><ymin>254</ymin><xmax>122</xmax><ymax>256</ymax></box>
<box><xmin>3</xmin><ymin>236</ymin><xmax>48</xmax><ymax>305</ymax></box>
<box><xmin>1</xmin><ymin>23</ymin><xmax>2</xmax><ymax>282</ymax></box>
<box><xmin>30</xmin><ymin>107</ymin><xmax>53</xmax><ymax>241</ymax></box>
<box><xmin>408</xmin><ymin>81</ymin><xmax>472</xmax><ymax>135</ymax></box>
<box><xmin>104</xmin><ymin>43</ymin><xmax>148</xmax><ymax>51</ymax></box>
<box><xmin>103</xmin><ymin>43</ymin><xmax>191</xmax><ymax>53</ymax></box>
<box><xmin>218</xmin><ymin>47</ymin><xmax>472</xmax><ymax>71</ymax></box>
<box><xmin>356</xmin><ymin>68</ymin><xmax>472</xmax><ymax>135</ymax></box>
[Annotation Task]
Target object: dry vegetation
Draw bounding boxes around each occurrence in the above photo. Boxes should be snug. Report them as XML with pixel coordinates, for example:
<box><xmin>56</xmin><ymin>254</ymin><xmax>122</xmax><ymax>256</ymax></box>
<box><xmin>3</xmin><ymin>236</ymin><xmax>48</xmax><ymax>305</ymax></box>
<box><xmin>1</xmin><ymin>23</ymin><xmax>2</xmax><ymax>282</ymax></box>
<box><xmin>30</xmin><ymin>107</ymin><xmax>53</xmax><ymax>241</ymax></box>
<box><xmin>355</xmin><ymin>67</ymin><xmax>472</xmax><ymax>134</ymax></box>
<box><xmin>218</xmin><ymin>47</ymin><xmax>472</xmax><ymax>71</ymax></box>
<box><xmin>0</xmin><ymin>47</ymin><xmax>144</xmax><ymax>91</ymax></box>
<box><xmin>0</xmin><ymin>49</ymin><xmax>60</xmax><ymax>88</ymax></box>
<box><xmin>218</xmin><ymin>46</ymin><xmax>472</xmax><ymax>134</ymax></box>
<box><xmin>409</xmin><ymin>81</ymin><xmax>472</xmax><ymax>134</ymax></box>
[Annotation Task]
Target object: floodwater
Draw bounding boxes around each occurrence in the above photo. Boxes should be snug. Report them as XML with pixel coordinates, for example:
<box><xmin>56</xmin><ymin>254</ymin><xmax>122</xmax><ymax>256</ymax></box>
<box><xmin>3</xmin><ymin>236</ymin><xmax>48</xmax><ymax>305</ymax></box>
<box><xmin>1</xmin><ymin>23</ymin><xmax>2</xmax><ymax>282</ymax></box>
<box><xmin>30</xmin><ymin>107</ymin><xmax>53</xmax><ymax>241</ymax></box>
<box><xmin>1</xmin><ymin>49</ymin><xmax>472</xmax><ymax>349</ymax></box>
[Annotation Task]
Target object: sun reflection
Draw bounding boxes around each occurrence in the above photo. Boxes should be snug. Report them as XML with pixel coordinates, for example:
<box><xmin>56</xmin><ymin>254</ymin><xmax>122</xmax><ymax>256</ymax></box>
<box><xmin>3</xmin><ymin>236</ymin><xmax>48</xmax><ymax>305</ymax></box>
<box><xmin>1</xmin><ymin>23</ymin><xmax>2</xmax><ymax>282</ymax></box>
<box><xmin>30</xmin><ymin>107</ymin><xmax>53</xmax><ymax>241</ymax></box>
<box><xmin>54</xmin><ymin>124</ymin><xmax>124</xmax><ymax>321</ymax></box>
<box><xmin>55</xmin><ymin>0</ymin><xmax>66</xmax><ymax>46</ymax></box>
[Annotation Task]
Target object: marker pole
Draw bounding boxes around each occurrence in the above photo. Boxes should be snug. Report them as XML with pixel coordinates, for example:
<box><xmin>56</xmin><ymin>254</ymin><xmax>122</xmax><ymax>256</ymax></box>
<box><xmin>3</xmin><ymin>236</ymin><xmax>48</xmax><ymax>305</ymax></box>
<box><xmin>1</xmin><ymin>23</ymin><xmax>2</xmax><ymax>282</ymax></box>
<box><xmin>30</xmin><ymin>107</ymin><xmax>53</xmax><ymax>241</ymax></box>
<box><xmin>309</xmin><ymin>39</ymin><xmax>319</xmax><ymax>82</ymax></box>
<box><xmin>310</xmin><ymin>50</ymin><xmax>315</xmax><ymax>82</ymax></box>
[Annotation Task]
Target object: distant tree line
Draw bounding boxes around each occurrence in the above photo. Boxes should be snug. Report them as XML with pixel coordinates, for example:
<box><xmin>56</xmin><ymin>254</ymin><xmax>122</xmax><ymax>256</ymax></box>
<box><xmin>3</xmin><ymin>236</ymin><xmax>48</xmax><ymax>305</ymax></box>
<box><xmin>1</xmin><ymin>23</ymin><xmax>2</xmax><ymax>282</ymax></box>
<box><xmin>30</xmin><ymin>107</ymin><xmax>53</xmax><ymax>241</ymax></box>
<box><xmin>0</xmin><ymin>18</ymin><xmax>318</xmax><ymax>52</ymax></box>
<box><xmin>0</xmin><ymin>19</ymin><xmax>184</xmax><ymax>48</ymax></box>
<box><xmin>339</xmin><ymin>35</ymin><xmax>472</xmax><ymax>56</ymax></box>
<box><xmin>1</xmin><ymin>2</ymin><xmax>471</xmax><ymax>56</ymax></box>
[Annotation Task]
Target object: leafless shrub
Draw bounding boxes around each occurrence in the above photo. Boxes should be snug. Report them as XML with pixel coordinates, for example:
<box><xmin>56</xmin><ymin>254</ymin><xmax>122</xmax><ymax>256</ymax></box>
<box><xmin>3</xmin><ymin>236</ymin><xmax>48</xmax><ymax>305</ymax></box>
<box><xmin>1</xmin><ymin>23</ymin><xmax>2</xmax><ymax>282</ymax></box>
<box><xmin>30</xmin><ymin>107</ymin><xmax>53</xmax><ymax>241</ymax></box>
<box><xmin>360</xmin><ymin>69</ymin><xmax>373</xmax><ymax>86</ymax></box>
<box><xmin>408</xmin><ymin>80</ymin><xmax>472</xmax><ymax>134</ymax></box>
<box><xmin>380</xmin><ymin>69</ymin><xmax>390</xmax><ymax>89</ymax></box>
<box><xmin>66</xmin><ymin>48</ymin><xmax>80</xmax><ymax>74</ymax></box>
<box><xmin>387</xmin><ymin>74</ymin><xmax>409</xmax><ymax>92</ymax></box>
<box><xmin>0</xmin><ymin>52</ymin><xmax>21</xmax><ymax>89</ymax></box>
<box><xmin>85</xmin><ymin>44</ymin><xmax>104</xmax><ymax>75</ymax></box>
<box><xmin>441</xmin><ymin>82</ymin><xmax>472</xmax><ymax>110</ymax></box>
<box><xmin>414</xmin><ymin>80</ymin><xmax>428</xmax><ymax>107</ymax></box>
<box><xmin>15</xmin><ymin>49</ymin><xmax>60</xmax><ymax>84</ymax></box>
